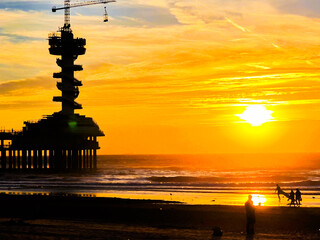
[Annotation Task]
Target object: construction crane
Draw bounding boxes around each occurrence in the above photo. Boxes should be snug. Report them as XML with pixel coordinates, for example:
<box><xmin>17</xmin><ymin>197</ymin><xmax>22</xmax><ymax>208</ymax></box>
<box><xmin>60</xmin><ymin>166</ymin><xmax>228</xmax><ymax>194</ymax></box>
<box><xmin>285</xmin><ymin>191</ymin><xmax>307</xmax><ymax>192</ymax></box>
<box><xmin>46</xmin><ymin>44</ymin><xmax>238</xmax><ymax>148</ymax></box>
<box><xmin>52</xmin><ymin>0</ymin><xmax>116</xmax><ymax>28</ymax></box>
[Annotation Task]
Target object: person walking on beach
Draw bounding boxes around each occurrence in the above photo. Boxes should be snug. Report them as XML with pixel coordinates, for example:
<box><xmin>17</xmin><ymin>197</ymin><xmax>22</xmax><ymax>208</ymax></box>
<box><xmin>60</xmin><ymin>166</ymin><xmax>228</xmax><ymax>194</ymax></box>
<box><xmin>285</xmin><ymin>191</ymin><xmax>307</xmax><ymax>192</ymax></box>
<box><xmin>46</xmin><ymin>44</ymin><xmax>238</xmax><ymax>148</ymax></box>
<box><xmin>296</xmin><ymin>189</ymin><xmax>302</xmax><ymax>205</ymax></box>
<box><xmin>289</xmin><ymin>190</ymin><xmax>295</xmax><ymax>206</ymax></box>
<box><xmin>276</xmin><ymin>184</ymin><xmax>281</xmax><ymax>202</ymax></box>
<box><xmin>245</xmin><ymin>195</ymin><xmax>255</xmax><ymax>235</ymax></box>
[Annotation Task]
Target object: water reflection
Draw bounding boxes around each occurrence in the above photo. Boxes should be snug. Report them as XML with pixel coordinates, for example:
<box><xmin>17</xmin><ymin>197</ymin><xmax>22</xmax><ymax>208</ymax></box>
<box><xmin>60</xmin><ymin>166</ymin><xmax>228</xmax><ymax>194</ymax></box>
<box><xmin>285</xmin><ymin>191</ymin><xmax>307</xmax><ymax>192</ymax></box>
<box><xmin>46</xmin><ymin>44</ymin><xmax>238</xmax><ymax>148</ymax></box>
<box><xmin>0</xmin><ymin>190</ymin><xmax>318</xmax><ymax>207</ymax></box>
<box><xmin>0</xmin><ymin>191</ymin><xmax>96</xmax><ymax>198</ymax></box>
<box><xmin>251</xmin><ymin>194</ymin><xmax>267</xmax><ymax>206</ymax></box>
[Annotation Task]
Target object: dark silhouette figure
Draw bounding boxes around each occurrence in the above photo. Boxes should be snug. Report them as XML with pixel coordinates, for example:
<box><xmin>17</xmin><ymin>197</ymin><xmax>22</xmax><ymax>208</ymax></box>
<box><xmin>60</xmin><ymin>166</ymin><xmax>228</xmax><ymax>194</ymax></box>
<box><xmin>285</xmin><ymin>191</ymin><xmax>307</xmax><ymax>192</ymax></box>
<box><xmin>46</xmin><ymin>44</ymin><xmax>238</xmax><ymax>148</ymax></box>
<box><xmin>245</xmin><ymin>195</ymin><xmax>255</xmax><ymax>235</ymax></box>
<box><xmin>276</xmin><ymin>184</ymin><xmax>281</xmax><ymax>202</ymax></box>
<box><xmin>212</xmin><ymin>227</ymin><xmax>223</xmax><ymax>239</ymax></box>
<box><xmin>296</xmin><ymin>189</ymin><xmax>302</xmax><ymax>205</ymax></box>
<box><xmin>289</xmin><ymin>190</ymin><xmax>295</xmax><ymax>206</ymax></box>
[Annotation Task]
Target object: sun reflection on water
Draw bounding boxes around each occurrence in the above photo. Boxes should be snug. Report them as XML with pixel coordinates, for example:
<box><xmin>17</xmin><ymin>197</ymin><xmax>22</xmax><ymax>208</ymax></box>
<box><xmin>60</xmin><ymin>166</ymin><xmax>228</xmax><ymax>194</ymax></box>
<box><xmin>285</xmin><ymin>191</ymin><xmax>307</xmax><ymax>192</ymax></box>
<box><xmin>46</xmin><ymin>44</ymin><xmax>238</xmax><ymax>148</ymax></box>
<box><xmin>251</xmin><ymin>194</ymin><xmax>267</xmax><ymax>206</ymax></box>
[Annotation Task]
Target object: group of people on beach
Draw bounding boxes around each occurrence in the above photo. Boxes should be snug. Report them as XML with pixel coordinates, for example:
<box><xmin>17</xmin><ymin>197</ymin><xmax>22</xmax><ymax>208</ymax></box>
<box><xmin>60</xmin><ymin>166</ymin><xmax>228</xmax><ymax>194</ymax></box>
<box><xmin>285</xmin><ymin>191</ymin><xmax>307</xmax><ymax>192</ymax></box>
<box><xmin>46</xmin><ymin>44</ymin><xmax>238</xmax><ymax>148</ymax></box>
<box><xmin>244</xmin><ymin>185</ymin><xmax>303</xmax><ymax>237</ymax></box>
<box><xmin>276</xmin><ymin>184</ymin><xmax>302</xmax><ymax>206</ymax></box>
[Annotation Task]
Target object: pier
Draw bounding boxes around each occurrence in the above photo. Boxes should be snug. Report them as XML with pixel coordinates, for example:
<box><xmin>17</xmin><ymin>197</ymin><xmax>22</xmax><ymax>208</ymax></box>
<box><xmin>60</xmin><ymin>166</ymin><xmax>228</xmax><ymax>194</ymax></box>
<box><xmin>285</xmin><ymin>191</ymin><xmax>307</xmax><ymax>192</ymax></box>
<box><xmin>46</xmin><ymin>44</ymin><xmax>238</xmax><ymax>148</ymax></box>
<box><xmin>0</xmin><ymin>119</ymin><xmax>100</xmax><ymax>170</ymax></box>
<box><xmin>0</xmin><ymin>19</ymin><xmax>104</xmax><ymax>171</ymax></box>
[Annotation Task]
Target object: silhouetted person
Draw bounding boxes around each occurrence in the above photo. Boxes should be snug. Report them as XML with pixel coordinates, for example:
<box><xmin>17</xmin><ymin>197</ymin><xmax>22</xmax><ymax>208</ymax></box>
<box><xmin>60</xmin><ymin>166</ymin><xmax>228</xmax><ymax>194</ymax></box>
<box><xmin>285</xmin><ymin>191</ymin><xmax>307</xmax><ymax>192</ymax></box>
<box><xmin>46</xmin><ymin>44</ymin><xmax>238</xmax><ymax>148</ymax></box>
<box><xmin>212</xmin><ymin>227</ymin><xmax>223</xmax><ymax>239</ymax></box>
<box><xmin>276</xmin><ymin>184</ymin><xmax>281</xmax><ymax>202</ymax></box>
<box><xmin>245</xmin><ymin>195</ymin><xmax>255</xmax><ymax>235</ymax></box>
<box><xmin>296</xmin><ymin>189</ymin><xmax>302</xmax><ymax>205</ymax></box>
<box><xmin>289</xmin><ymin>190</ymin><xmax>295</xmax><ymax>206</ymax></box>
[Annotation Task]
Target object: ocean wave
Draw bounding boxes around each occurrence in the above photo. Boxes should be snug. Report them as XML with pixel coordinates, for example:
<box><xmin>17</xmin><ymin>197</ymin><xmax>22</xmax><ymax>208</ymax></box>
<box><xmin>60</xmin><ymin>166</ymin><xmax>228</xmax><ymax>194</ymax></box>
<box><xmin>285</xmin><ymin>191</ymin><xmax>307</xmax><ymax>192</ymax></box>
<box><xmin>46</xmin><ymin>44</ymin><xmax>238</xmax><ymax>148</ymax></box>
<box><xmin>147</xmin><ymin>176</ymin><xmax>320</xmax><ymax>187</ymax></box>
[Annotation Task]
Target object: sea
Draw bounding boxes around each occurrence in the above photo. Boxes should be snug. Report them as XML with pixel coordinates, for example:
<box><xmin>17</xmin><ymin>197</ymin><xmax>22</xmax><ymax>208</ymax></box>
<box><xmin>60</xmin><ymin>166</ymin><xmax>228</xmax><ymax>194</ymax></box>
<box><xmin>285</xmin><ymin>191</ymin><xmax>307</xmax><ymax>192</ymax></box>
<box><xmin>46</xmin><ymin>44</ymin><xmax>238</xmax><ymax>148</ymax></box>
<box><xmin>0</xmin><ymin>154</ymin><xmax>319</xmax><ymax>207</ymax></box>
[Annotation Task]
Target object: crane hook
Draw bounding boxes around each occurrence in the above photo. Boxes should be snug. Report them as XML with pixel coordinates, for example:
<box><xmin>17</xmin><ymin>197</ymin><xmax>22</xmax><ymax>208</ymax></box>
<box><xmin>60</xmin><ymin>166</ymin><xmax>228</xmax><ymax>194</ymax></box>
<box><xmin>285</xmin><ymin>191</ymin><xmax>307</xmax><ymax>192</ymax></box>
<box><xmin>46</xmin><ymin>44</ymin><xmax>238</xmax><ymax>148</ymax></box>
<box><xmin>104</xmin><ymin>6</ymin><xmax>108</xmax><ymax>22</ymax></box>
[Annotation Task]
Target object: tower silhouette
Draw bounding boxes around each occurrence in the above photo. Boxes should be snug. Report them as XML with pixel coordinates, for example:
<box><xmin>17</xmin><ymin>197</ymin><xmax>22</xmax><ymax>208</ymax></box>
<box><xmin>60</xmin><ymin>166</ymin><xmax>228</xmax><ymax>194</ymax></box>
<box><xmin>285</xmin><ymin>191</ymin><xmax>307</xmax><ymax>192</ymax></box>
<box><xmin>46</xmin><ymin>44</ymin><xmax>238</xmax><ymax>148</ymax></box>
<box><xmin>49</xmin><ymin>27</ymin><xmax>85</xmax><ymax>114</ymax></box>
<box><xmin>0</xmin><ymin>25</ymin><xmax>104</xmax><ymax>171</ymax></box>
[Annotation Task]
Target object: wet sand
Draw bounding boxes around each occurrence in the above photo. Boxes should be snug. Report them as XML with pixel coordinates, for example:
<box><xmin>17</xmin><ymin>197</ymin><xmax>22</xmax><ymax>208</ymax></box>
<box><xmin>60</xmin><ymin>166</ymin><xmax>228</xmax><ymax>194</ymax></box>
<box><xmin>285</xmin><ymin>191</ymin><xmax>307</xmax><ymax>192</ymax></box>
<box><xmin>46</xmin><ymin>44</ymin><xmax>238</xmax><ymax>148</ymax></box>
<box><xmin>0</xmin><ymin>194</ymin><xmax>319</xmax><ymax>239</ymax></box>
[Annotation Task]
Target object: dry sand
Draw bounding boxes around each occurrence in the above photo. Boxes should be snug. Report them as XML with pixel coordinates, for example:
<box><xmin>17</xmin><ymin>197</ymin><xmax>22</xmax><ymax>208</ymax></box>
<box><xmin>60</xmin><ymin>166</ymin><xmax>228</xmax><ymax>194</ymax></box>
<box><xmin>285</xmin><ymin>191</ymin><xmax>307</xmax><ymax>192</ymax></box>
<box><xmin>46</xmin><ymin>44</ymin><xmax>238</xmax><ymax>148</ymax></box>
<box><xmin>0</xmin><ymin>194</ymin><xmax>319</xmax><ymax>239</ymax></box>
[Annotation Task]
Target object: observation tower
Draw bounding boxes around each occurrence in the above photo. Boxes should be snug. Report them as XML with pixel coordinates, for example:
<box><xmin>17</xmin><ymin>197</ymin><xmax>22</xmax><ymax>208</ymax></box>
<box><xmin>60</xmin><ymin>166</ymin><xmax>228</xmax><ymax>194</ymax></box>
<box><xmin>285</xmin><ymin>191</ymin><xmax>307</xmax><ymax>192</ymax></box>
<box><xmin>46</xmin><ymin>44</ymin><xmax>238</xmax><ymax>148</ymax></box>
<box><xmin>0</xmin><ymin>0</ymin><xmax>115</xmax><ymax>171</ymax></box>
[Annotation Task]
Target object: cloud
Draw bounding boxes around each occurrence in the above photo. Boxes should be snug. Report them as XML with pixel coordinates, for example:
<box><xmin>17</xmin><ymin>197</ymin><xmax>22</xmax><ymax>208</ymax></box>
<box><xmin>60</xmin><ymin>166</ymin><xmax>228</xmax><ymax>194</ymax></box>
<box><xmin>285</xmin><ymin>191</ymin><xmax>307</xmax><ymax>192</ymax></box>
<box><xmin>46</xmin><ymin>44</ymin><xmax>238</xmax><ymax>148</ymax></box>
<box><xmin>0</xmin><ymin>1</ymin><xmax>50</xmax><ymax>11</ymax></box>
<box><xmin>0</xmin><ymin>28</ymin><xmax>42</xmax><ymax>42</ymax></box>
<box><xmin>225</xmin><ymin>17</ymin><xmax>249</xmax><ymax>32</ymax></box>
<box><xmin>270</xmin><ymin>0</ymin><xmax>320</xmax><ymax>18</ymax></box>
<box><xmin>0</xmin><ymin>76</ymin><xmax>54</xmax><ymax>96</ymax></box>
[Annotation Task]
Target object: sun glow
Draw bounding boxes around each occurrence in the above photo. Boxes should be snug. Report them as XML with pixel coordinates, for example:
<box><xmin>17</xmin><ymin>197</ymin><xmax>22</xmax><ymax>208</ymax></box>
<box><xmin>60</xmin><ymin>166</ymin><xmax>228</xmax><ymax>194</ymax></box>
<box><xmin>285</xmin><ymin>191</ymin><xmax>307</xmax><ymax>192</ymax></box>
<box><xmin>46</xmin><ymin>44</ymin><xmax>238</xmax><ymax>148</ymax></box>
<box><xmin>251</xmin><ymin>194</ymin><xmax>267</xmax><ymax>206</ymax></box>
<box><xmin>237</xmin><ymin>105</ymin><xmax>274</xmax><ymax>126</ymax></box>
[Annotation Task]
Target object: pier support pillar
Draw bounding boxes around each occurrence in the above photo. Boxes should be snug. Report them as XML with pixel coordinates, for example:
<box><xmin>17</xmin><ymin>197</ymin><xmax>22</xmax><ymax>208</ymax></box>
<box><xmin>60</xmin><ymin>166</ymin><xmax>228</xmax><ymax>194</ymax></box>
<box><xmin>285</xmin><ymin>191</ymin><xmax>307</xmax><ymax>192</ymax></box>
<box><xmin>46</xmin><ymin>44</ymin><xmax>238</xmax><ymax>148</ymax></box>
<box><xmin>1</xmin><ymin>149</ymin><xmax>6</xmax><ymax>169</ymax></box>
<box><xmin>22</xmin><ymin>149</ymin><xmax>27</xmax><ymax>169</ymax></box>
<box><xmin>49</xmin><ymin>149</ymin><xmax>54</xmax><ymax>169</ymax></box>
<box><xmin>44</xmin><ymin>150</ymin><xmax>48</xmax><ymax>169</ymax></box>
<box><xmin>38</xmin><ymin>150</ymin><xmax>43</xmax><ymax>169</ymax></box>
<box><xmin>17</xmin><ymin>150</ymin><xmax>21</xmax><ymax>169</ymax></box>
<box><xmin>85</xmin><ymin>149</ymin><xmax>89</xmax><ymax>169</ymax></box>
<box><xmin>78</xmin><ymin>149</ymin><xmax>82</xmax><ymax>169</ymax></box>
<box><xmin>8</xmin><ymin>150</ymin><xmax>12</xmax><ymax>169</ymax></box>
<box><xmin>89</xmin><ymin>149</ymin><xmax>93</xmax><ymax>169</ymax></box>
<box><xmin>93</xmin><ymin>136</ymin><xmax>97</xmax><ymax>169</ymax></box>
<box><xmin>62</xmin><ymin>149</ymin><xmax>66</xmax><ymax>169</ymax></box>
<box><xmin>93</xmin><ymin>149</ymin><xmax>97</xmax><ymax>169</ymax></box>
<box><xmin>67</xmin><ymin>149</ymin><xmax>72</xmax><ymax>169</ymax></box>
<box><xmin>33</xmin><ymin>149</ymin><xmax>38</xmax><ymax>170</ymax></box>
<box><xmin>27</xmin><ymin>149</ymin><xmax>32</xmax><ymax>169</ymax></box>
<box><xmin>55</xmin><ymin>149</ymin><xmax>63</xmax><ymax>170</ymax></box>
<box><xmin>13</xmin><ymin>150</ymin><xmax>16</xmax><ymax>169</ymax></box>
<box><xmin>71</xmin><ymin>149</ymin><xmax>77</xmax><ymax>169</ymax></box>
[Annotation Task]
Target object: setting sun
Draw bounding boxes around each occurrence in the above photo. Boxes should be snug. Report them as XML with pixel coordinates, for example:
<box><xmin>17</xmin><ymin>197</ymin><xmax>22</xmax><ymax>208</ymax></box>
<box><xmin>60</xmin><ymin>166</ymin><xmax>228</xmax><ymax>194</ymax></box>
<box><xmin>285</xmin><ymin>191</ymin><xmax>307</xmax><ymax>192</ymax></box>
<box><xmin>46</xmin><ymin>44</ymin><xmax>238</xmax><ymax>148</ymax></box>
<box><xmin>237</xmin><ymin>105</ymin><xmax>274</xmax><ymax>126</ymax></box>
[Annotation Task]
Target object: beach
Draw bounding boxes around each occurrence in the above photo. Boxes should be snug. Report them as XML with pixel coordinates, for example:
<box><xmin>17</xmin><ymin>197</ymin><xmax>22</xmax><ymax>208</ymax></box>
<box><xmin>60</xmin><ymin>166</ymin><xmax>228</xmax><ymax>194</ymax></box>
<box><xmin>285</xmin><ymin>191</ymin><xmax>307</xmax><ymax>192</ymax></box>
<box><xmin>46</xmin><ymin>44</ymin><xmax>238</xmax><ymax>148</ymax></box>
<box><xmin>0</xmin><ymin>155</ymin><xmax>319</xmax><ymax>239</ymax></box>
<box><xmin>0</xmin><ymin>194</ymin><xmax>319</xmax><ymax>239</ymax></box>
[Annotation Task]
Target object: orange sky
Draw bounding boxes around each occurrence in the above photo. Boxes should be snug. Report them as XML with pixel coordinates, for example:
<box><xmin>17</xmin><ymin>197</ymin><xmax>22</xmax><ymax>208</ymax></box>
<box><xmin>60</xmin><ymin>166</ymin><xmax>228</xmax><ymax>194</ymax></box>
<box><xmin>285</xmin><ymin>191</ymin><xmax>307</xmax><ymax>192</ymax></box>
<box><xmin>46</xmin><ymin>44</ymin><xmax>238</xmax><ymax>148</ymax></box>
<box><xmin>0</xmin><ymin>0</ymin><xmax>320</xmax><ymax>154</ymax></box>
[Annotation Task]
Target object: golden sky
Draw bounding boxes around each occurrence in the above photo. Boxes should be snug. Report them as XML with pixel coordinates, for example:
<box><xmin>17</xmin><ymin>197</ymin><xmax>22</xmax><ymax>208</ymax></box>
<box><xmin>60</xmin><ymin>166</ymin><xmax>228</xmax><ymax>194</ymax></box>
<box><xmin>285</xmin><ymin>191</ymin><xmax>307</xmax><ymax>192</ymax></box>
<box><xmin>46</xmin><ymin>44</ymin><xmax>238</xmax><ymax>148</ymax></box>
<box><xmin>1</xmin><ymin>0</ymin><xmax>320</xmax><ymax>154</ymax></box>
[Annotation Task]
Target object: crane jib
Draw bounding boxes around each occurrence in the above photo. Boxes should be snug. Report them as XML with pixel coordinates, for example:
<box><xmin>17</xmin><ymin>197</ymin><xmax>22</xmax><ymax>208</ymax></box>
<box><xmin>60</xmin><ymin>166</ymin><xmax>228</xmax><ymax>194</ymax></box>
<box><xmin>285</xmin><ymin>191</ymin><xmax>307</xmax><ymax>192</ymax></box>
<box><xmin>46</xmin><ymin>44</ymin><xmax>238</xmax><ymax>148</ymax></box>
<box><xmin>52</xmin><ymin>0</ymin><xmax>116</xmax><ymax>12</ymax></box>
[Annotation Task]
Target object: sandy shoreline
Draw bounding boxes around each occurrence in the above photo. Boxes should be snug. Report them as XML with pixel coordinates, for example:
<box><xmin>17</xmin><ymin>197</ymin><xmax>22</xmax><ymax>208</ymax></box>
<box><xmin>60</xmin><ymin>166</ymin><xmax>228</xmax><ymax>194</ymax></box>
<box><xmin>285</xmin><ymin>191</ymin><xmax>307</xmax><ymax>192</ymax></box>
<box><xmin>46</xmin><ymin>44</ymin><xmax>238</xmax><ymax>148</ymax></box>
<box><xmin>0</xmin><ymin>194</ymin><xmax>319</xmax><ymax>239</ymax></box>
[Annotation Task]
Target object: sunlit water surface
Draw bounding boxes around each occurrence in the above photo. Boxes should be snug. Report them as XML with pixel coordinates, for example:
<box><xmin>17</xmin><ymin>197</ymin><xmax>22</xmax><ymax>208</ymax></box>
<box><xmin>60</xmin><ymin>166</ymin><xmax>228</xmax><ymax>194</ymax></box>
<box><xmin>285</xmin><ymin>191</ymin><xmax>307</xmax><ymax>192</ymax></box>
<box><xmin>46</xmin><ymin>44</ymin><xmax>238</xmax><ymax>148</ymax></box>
<box><xmin>0</xmin><ymin>155</ymin><xmax>319</xmax><ymax>207</ymax></box>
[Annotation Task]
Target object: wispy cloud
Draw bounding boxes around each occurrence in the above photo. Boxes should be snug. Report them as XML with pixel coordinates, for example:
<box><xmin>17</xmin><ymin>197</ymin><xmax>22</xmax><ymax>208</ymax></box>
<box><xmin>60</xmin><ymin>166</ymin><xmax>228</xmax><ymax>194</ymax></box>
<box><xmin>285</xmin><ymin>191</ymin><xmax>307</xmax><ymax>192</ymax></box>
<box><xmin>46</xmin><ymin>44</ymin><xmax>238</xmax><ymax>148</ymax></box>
<box><xmin>225</xmin><ymin>17</ymin><xmax>249</xmax><ymax>32</ymax></box>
